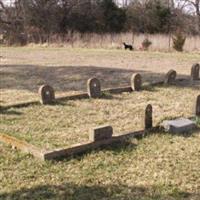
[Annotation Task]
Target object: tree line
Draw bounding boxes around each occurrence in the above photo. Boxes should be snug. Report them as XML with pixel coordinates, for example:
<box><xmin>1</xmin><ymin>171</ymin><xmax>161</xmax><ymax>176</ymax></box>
<box><xmin>0</xmin><ymin>0</ymin><xmax>199</xmax><ymax>45</ymax></box>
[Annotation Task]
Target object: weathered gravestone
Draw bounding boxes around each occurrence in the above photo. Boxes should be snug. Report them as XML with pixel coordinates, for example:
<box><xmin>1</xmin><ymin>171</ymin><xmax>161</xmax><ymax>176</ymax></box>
<box><xmin>89</xmin><ymin>125</ymin><xmax>113</xmax><ymax>142</ymax></box>
<box><xmin>165</xmin><ymin>70</ymin><xmax>177</xmax><ymax>84</ymax></box>
<box><xmin>144</xmin><ymin>104</ymin><xmax>153</xmax><ymax>130</ymax></box>
<box><xmin>39</xmin><ymin>85</ymin><xmax>55</xmax><ymax>105</ymax></box>
<box><xmin>131</xmin><ymin>73</ymin><xmax>142</xmax><ymax>91</ymax></box>
<box><xmin>195</xmin><ymin>95</ymin><xmax>200</xmax><ymax>117</ymax></box>
<box><xmin>87</xmin><ymin>78</ymin><xmax>101</xmax><ymax>98</ymax></box>
<box><xmin>162</xmin><ymin>118</ymin><xmax>196</xmax><ymax>134</ymax></box>
<box><xmin>191</xmin><ymin>63</ymin><xmax>200</xmax><ymax>81</ymax></box>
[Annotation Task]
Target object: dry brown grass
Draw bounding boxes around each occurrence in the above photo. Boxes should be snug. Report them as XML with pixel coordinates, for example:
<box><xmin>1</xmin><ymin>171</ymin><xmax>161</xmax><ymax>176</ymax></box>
<box><xmin>40</xmin><ymin>33</ymin><xmax>200</xmax><ymax>52</ymax></box>
<box><xmin>0</xmin><ymin>86</ymin><xmax>199</xmax><ymax>150</ymax></box>
<box><xmin>0</xmin><ymin>131</ymin><xmax>200</xmax><ymax>200</ymax></box>
<box><xmin>0</xmin><ymin>47</ymin><xmax>200</xmax><ymax>200</ymax></box>
<box><xmin>0</xmin><ymin>47</ymin><xmax>199</xmax><ymax>105</ymax></box>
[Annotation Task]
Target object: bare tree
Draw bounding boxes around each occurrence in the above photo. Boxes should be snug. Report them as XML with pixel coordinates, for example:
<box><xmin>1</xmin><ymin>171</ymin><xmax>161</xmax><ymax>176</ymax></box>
<box><xmin>0</xmin><ymin>0</ymin><xmax>26</xmax><ymax>44</ymax></box>
<box><xmin>178</xmin><ymin>0</ymin><xmax>200</xmax><ymax>33</ymax></box>
<box><xmin>0</xmin><ymin>0</ymin><xmax>11</xmax><ymax>25</ymax></box>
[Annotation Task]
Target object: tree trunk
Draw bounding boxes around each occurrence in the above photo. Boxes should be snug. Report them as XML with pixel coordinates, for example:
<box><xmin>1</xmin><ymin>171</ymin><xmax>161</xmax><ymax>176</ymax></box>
<box><xmin>196</xmin><ymin>0</ymin><xmax>200</xmax><ymax>34</ymax></box>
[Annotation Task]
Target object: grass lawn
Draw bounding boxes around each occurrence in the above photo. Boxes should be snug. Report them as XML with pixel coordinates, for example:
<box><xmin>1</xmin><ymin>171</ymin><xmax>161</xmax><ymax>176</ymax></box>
<box><xmin>0</xmin><ymin>47</ymin><xmax>200</xmax><ymax>199</ymax></box>
<box><xmin>0</xmin><ymin>86</ymin><xmax>199</xmax><ymax>150</ymax></box>
<box><xmin>0</xmin><ymin>131</ymin><xmax>200</xmax><ymax>200</ymax></box>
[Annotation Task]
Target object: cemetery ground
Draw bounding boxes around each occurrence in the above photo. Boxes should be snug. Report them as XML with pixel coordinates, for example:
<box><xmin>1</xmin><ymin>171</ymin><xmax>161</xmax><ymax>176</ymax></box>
<box><xmin>0</xmin><ymin>47</ymin><xmax>200</xmax><ymax>199</ymax></box>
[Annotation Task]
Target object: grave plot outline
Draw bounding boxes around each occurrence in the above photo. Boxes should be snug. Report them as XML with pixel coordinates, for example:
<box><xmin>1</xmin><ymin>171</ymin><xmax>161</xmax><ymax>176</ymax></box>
<box><xmin>1</xmin><ymin>97</ymin><xmax>199</xmax><ymax>161</ymax></box>
<box><xmin>1</xmin><ymin>63</ymin><xmax>199</xmax><ymax>110</ymax></box>
<box><xmin>0</xmin><ymin>104</ymin><xmax>159</xmax><ymax>161</ymax></box>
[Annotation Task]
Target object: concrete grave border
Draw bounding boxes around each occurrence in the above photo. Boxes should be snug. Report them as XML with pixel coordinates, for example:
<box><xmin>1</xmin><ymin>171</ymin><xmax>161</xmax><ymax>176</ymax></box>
<box><xmin>0</xmin><ymin>133</ymin><xmax>45</xmax><ymax>160</ymax></box>
<box><xmin>0</xmin><ymin>104</ymin><xmax>156</xmax><ymax>161</ymax></box>
<box><xmin>0</xmin><ymin>65</ymin><xmax>197</xmax><ymax>111</ymax></box>
<box><xmin>0</xmin><ymin>127</ymin><xmax>154</xmax><ymax>161</ymax></box>
<box><xmin>0</xmin><ymin>64</ymin><xmax>199</xmax><ymax>160</ymax></box>
<box><xmin>0</xmin><ymin>96</ymin><xmax>199</xmax><ymax>161</ymax></box>
<box><xmin>2</xmin><ymin>63</ymin><xmax>199</xmax><ymax>110</ymax></box>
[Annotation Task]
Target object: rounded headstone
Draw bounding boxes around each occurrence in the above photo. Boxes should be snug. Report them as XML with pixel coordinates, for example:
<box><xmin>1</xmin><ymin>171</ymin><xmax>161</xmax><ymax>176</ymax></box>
<box><xmin>191</xmin><ymin>63</ymin><xmax>200</xmax><ymax>81</ymax></box>
<box><xmin>195</xmin><ymin>95</ymin><xmax>200</xmax><ymax>117</ymax></box>
<box><xmin>145</xmin><ymin>104</ymin><xmax>153</xmax><ymax>130</ymax></box>
<box><xmin>165</xmin><ymin>70</ymin><xmax>177</xmax><ymax>84</ymax></box>
<box><xmin>39</xmin><ymin>85</ymin><xmax>55</xmax><ymax>105</ymax></box>
<box><xmin>87</xmin><ymin>78</ymin><xmax>101</xmax><ymax>98</ymax></box>
<box><xmin>131</xmin><ymin>73</ymin><xmax>142</xmax><ymax>91</ymax></box>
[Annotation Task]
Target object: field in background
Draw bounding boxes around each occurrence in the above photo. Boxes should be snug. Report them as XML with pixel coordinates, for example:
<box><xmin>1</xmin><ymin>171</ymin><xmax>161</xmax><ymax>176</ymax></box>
<box><xmin>39</xmin><ymin>33</ymin><xmax>200</xmax><ymax>52</ymax></box>
<box><xmin>0</xmin><ymin>47</ymin><xmax>200</xmax><ymax>199</ymax></box>
<box><xmin>0</xmin><ymin>47</ymin><xmax>199</xmax><ymax>105</ymax></box>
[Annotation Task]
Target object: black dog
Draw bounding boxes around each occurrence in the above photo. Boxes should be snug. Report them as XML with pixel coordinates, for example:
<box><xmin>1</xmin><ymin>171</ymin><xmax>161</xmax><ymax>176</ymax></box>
<box><xmin>123</xmin><ymin>42</ymin><xmax>133</xmax><ymax>51</ymax></box>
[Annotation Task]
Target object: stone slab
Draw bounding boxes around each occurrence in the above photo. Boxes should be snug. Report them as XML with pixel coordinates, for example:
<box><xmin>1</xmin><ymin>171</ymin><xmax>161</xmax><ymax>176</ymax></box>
<box><xmin>89</xmin><ymin>125</ymin><xmax>113</xmax><ymax>142</ymax></box>
<box><xmin>162</xmin><ymin>118</ymin><xmax>196</xmax><ymax>133</ymax></box>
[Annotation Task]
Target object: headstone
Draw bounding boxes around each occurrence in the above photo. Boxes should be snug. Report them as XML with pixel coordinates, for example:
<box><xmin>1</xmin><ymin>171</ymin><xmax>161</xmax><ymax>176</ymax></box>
<box><xmin>39</xmin><ymin>85</ymin><xmax>55</xmax><ymax>105</ymax></box>
<box><xmin>89</xmin><ymin>125</ymin><xmax>113</xmax><ymax>142</ymax></box>
<box><xmin>195</xmin><ymin>95</ymin><xmax>200</xmax><ymax>117</ymax></box>
<box><xmin>191</xmin><ymin>63</ymin><xmax>200</xmax><ymax>81</ymax></box>
<box><xmin>87</xmin><ymin>78</ymin><xmax>101</xmax><ymax>98</ymax></box>
<box><xmin>145</xmin><ymin>104</ymin><xmax>153</xmax><ymax>129</ymax></box>
<box><xmin>165</xmin><ymin>70</ymin><xmax>177</xmax><ymax>84</ymax></box>
<box><xmin>131</xmin><ymin>73</ymin><xmax>142</xmax><ymax>91</ymax></box>
<box><xmin>162</xmin><ymin>118</ymin><xmax>196</xmax><ymax>134</ymax></box>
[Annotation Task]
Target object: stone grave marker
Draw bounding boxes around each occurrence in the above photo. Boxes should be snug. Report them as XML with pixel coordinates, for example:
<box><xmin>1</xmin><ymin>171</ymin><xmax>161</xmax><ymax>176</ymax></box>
<box><xmin>39</xmin><ymin>85</ymin><xmax>55</xmax><ymax>105</ymax></box>
<box><xmin>195</xmin><ymin>95</ymin><xmax>200</xmax><ymax>117</ymax></box>
<box><xmin>87</xmin><ymin>78</ymin><xmax>101</xmax><ymax>98</ymax></box>
<box><xmin>131</xmin><ymin>73</ymin><xmax>142</xmax><ymax>91</ymax></box>
<box><xmin>191</xmin><ymin>63</ymin><xmax>200</xmax><ymax>81</ymax></box>
<box><xmin>162</xmin><ymin>118</ymin><xmax>196</xmax><ymax>134</ymax></box>
<box><xmin>165</xmin><ymin>70</ymin><xmax>177</xmax><ymax>84</ymax></box>
<box><xmin>89</xmin><ymin>125</ymin><xmax>113</xmax><ymax>142</ymax></box>
<box><xmin>145</xmin><ymin>104</ymin><xmax>153</xmax><ymax>129</ymax></box>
